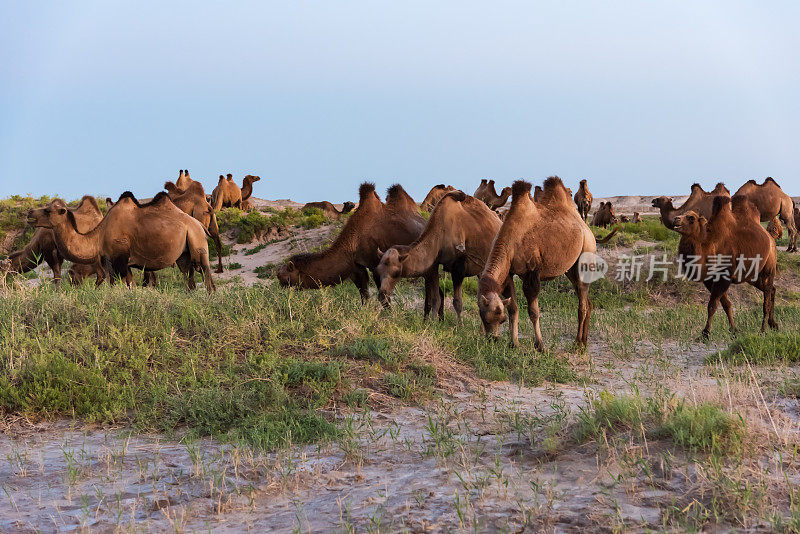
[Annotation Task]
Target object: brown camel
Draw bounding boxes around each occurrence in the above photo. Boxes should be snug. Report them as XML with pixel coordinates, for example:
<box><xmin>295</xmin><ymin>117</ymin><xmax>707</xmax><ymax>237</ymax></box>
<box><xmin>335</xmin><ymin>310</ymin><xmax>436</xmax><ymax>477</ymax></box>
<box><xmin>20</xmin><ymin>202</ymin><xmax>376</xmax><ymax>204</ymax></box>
<box><xmin>164</xmin><ymin>179</ymin><xmax>225</xmax><ymax>273</ymax></box>
<box><xmin>28</xmin><ymin>192</ymin><xmax>215</xmax><ymax>292</ymax></box>
<box><xmin>487</xmin><ymin>186</ymin><xmax>512</xmax><ymax>210</ymax></box>
<box><xmin>619</xmin><ymin>215</ymin><xmax>631</xmax><ymax>223</ymax></box>
<box><xmin>477</xmin><ymin>177</ymin><xmax>601</xmax><ymax>349</ymax></box>
<box><xmin>376</xmin><ymin>191</ymin><xmax>503</xmax><ymax>321</ymax></box>
<box><xmin>632</xmin><ymin>212</ymin><xmax>642</xmax><ymax>223</ymax></box>
<box><xmin>591</xmin><ymin>201</ymin><xmax>618</xmax><ymax>228</ymax></box>
<box><xmin>240</xmin><ymin>175</ymin><xmax>261</xmax><ymax>211</ymax></box>
<box><xmin>476</xmin><ymin>180</ymin><xmax>511</xmax><ymax>209</ymax></box>
<box><xmin>533</xmin><ymin>185</ymin><xmax>543</xmax><ymax>202</ymax></box>
<box><xmin>673</xmin><ymin>196</ymin><xmax>777</xmax><ymax>338</ymax></box>
<box><xmin>174</xmin><ymin>169</ymin><xmax>195</xmax><ymax>192</ymax></box>
<box><xmin>473</xmin><ymin>179</ymin><xmax>490</xmax><ymax>202</ymax></box>
<box><xmin>277</xmin><ymin>183</ymin><xmax>438</xmax><ymax>309</ymax></box>
<box><xmin>573</xmin><ymin>179</ymin><xmax>593</xmax><ymax>221</ymax></box>
<box><xmin>302</xmin><ymin>201</ymin><xmax>356</xmax><ymax>220</ymax></box>
<box><xmin>420</xmin><ymin>184</ymin><xmax>456</xmax><ymax>212</ymax></box>
<box><xmin>1</xmin><ymin>197</ymin><xmax>104</xmax><ymax>284</ymax></box>
<box><xmin>733</xmin><ymin>177</ymin><xmax>797</xmax><ymax>252</ymax></box>
<box><xmin>766</xmin><ymin>216</ymin><xmax>783</xmax><ymax>240</ymax></box>
<box><xmin>652</xmin><ymin>182</ymin><xmax>730</xmax><ymax>230</ymax></box>
<box><xmin>211</xmin><ymin>174</ymin><xmax>243</xmax><ymax>211</ymax></box>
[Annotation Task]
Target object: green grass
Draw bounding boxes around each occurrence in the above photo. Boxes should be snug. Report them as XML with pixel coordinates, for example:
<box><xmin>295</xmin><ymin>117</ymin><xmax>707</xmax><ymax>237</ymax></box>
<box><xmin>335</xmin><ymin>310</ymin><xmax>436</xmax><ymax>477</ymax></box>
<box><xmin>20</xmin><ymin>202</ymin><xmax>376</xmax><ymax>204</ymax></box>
<box><xmin>216</xmin><ymin>206</ymin><xmax>333</xmax><ymax>244</ymax></box>
<box><xmin>709</xmin><ymin>332</ymin><xmax>800</xmax><ymax>365</ymax></box>
<box><xmin>575</xmin><ymin>391</ymin><xmax>744</xmax><ymax>454</ymax></box>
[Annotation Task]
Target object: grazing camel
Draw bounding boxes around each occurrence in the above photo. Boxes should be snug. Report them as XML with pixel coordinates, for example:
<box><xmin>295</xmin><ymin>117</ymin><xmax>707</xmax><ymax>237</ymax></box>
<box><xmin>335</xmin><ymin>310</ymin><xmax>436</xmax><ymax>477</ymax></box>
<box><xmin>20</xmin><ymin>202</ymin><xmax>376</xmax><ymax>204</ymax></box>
<box><xmin>28</xmin><ymin>192</ymin><xmax>215</xmax><ymax>292</ymax></box>
<box><xmin>632</xmin><ymin>212</ymin><xmax>642</xmax><ymax>224</ymax></box>
<box><xmin>733</xmin><ymin>177</ymin><xmax>797</xmax><ymax>252</ymax></box>
<box><xmin>211</xmin><ymin>174</ymin><xmax>242</xmax><ymax>211</ymax></box>
<box><xmin>573</xmin><ymin>179</ymin><xmax>593</xmax><ymax>221</ymax></box>
<box><xmin>420</xmin><ymin>184</ymin><xmax>456</xmax><ymax>212</ymax></box>
<box><xmin>591</xmin><ymin>201</ymin><xmax>617</xmax><ymax>228</ymax></box>
<box><xmin>376</xmin><ymin>191</ymin><xmax>503</xmax><ymax>321</ymax></box>
<box><xmin>164</xmin><ymin>180</ymin><xmax>225</xmax><ymax>273</ymax></box>
<box><xmin>673</xmin><ymin>196</ymin><xmax>777</xmax><ymax>338</ymax></box>
<box><xmin>302</xmin><ymin>201</ymin><xmax>356</xmax><ymax>220</ymax></box>
<box><xmin>240</xmin><ymin>175</ymin><xmax>261</xmax><ymax>211</ymax></box>
<box><xmin>1</xmin><ymin>197</ymin><xmax>104</xmax><ymax>284</ymax></box>
<box><xmin>477</xmin><ymin>177</ymin><xmax>602</xmax><ymax>349</ymax></box>
<box><xmin>277</xmin><ymin>183</ymin><xmax>432</xmax><ymax>305</ymax></box>
<box><xmin>652</xmin><ymin>182</ymin><xmax>730</xmax><ymax>229</ymax></box>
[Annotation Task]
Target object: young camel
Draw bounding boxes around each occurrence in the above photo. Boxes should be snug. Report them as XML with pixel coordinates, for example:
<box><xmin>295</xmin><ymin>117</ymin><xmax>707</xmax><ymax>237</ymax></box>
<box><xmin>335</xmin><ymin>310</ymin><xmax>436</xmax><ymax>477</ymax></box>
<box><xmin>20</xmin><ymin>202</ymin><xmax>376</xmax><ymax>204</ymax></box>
<box><xmin>240</xmin><ymin>175</ymin><xmax>261</xmax><ymax>211</ymax></box>
<box><xmin>673</xmin><ymin>196</ymin><xmax>777</xmax><ymax>338</ymax></box>
<box><xmin>573</xmin><ymin>179</ymin><xmax>593</xmax><ymax>221</ymax></box>
<box><xmin>1</xmin><ymin>197</ymin><xmax>104</xmax><ymax>284</ymax></box>
<box><xmin>651</xmin><ymin>182</ymin><xmax>730</xmax><ymax>229</ymax></box>
<box><xmin>733</xmin><ymin>177</ymin><xmax>798</xmax><ymax>252</ymax></box>
<box><xmin>28</xmin><ymin>192</ymin><xmax>215</xmax><ymax>292</ymax></box>
<box><xmin>420</xmin><ymin>184</ymin><xmax>456</xmax><ymax>212</ymax></box>
<box><xmin>591</xmin><ymin>201</ymin><xmax>618</xmax><ymax>228</ymax></box>
<box><xmin>477</xmin><ymin>177</ymin><xmax>602</xmax><ymax>349</ymax></box>
<box><xmin>277</xmin><ymin>183</ymin><xmax>434</xmax><ymax>306</ymax></box>
<box><xmin>211</xmin><ymin>174</ymin><xmax>242</xmax><ymax>211</ymax></box>
<box><xmin>376</xmin><ymin>191</ymin><xmax>502</xmax><ymax>321</ymax></box>
<box><xmin>164</xmin><ymin>180</ymin><xmax>225</xmax><ymax>273</ymax></box>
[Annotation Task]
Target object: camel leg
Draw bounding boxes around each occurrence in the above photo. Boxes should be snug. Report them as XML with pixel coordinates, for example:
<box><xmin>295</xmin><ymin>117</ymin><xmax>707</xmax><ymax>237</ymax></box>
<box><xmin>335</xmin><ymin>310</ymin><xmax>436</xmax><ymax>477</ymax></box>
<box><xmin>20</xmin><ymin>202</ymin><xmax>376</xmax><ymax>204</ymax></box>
<box><xmin>422</xmin><ymin>267</ymin><xmax>442</xmax><ymax>320</ymax></box>
<box><xmin>769</xmin><ymin>285</ymin><xmax>777</xmax><ymax>329</ymax></box>
<box><xmin>44</xmin><ymin>249</ymin><xmax>62</xmax><ymax>285</ymax></box>
<box><xmin>198</xmin><ymin>256</ymin><xmax>216</xmax><ymax>293</ymax></box>
<box><xmin>783</xmin><ymin>211</ymin><xmax>798</xmax><ymax>252</ymax></box>
<box><xmin>352</xmin><ymin>266</ymin><xmax>370</xmax><ymax>304</ymax></box>
<box><xmin>702</xmin><ymin>282</ymin><xmax>729</xmax><ymax>339</ymax></box>
<box><xmin>566</xmin><ymin>264</ymin><xmax>592</xmax><ymax>347</ymax></box>
<box><xmin>213</xmin><ymin>231</ymin><xmax>225</xmax><ymax>273</ymax></box>
<box><xmin>451</xmin><ymin>259</ymin><xmax>466</xmax><ymax>323</ymax></box>
<box><xmin>176</xmin><ymin>254</ymin><xmax>196</xmax><ymax>290</ymax></box>
<box><xmin>521</xmin><ymin>272</ymin><xmax>544</xmax><ymax>351</ymax></box>
<box><xmin>503</xmin><ymin>279</ymin><xmax>520</xmax><ymax>348</ymax></box>
<box><xmin>111</xmin><ymin>257</ymin><xmax>131</xmax><ymax>288</ymax></box>
<box><xmin>92</xmin><ymin>260</ymin><xmax>106</xmax><ymax>288</ymax></box>
<box><xmin>720</xmin><ymin>292</ymin><xmax>736</xmax><ymax>334</ymax></box>
<box><xmin>372</xmin><ymin>269</ymin><xmax>390</xmax><ymax>309</ymax></box>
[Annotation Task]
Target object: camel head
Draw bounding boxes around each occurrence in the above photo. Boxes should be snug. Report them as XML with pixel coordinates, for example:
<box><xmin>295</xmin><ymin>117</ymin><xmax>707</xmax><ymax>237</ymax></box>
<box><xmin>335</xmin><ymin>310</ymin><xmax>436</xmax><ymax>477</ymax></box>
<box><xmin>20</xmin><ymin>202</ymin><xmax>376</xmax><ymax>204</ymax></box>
<box><xmin>276</xmin><ymin>260</ymin><xmax>301</xmax><ymax>287</ymax></box>
<box><xmin>341</xmin><ymin>201</ymin><xmax>356</xmax><ymax>214</ymax></box>
<box><xmin>499</xmin><ymin>186</ymin><xmax>512</xmax><ymax>198</ymax></box>
<box><xmin>478</xmin><ymin>288</ymin><xmax>512</xmax><ymax>340</ymax></box>
<box><xmin>105</xmin><ymin>197</ymin><xmax>115</xmax><ymax>209</ymax></box>
<box><xmin>28</xmin><ymin>200</ymin><xmax>71</xmax><ymax>230</ymax></box>
<box><xmin>164</xmin><ymin>181</ymin><xmax>180</xmax><ymax>196</ymax></box>
<box><xmin>375</xmin><ymin>247</ymin><xmax>408</xmax><ymax>305</ymax></box>
<box><xmin>244</xmin><ymin>174</ymin><xmax>261</xmax><ymax>185</ymax></box>
<box><xmin>218</xmin><ymin>175</ymin><xmax>225</xmax><ymax>183</ymax></box>
<box><xmin>651</xmin><ymin>196</ymin><xmax>673</xmax><ymax>209</ymax></box>
<box><xmin>226</xmin><ymin>173</ymin><xmax>234</xmax><ymax>182</ymax></box>
<box><xmin>673</xmin><ymin>210</ymin><xmax>706</xmax><ymax>239</ymax></box>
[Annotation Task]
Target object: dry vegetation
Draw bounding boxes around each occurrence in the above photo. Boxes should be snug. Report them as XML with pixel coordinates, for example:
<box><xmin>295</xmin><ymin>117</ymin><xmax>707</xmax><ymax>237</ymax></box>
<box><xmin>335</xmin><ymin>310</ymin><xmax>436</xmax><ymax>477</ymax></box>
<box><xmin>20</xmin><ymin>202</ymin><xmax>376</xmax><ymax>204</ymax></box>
<box><xmin>1</xmin><ymin>198</ymin><xmax>799</xmax><ymax>531</ymax></box>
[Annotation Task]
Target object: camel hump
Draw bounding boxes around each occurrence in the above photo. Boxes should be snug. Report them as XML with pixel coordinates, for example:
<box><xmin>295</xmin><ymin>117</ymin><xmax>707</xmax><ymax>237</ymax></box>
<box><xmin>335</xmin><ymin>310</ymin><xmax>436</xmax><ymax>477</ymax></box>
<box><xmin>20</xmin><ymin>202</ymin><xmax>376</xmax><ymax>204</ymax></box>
<box><xmin>76</xmin><ymin>195</ymin><xmax>101</xmax><ymax>213</ymax></box>
<box><xmin>690</xmin><ymin>183</ymin><xmax>703</xmax><ymax>192</ymax></box>
<box><xmin>712</xmin><ymin>195</ymin><xmax>732</xmax><ymax>217</ymax></box>
<box><xmin>434</xmin><ymin>183</ymin><xmax>446</xmax><ymax>189</ymax></box>
<box><xmin>444</xmin><ymin>190</ymin><xmax>467</xmax><ymax>203</ymax></box>
<box><xmin>713</xmin><ymin>182</ymin><xmax>729</xmax><ymax>194</ymax></box>
<box><xmin>385</xmin><ymin>183</ymin><xmax>413</xmax><ymax>205</ymax></box>
<box><xmin>511</xmin><ymin>180</ymin><xmax>532</xmax><ymax>198</ymax></box>
<box><xmin>542</xmin><ymin>176</ymin><xmax>564</xmax><ymax>191</ymax></box>
<box><xmin>358</xmin><ymin>182</ymin><xmax>376</xmax><ymax>200</ymax></box>
<box><xmin>186</xmin><ymin>181</ymin><xmax>205</xmax><ymax>196</ymax></box>
<box><xmin>764</xmin><ymin>176</ymin><xmax>779</xmax><ymax>186</ymax></box>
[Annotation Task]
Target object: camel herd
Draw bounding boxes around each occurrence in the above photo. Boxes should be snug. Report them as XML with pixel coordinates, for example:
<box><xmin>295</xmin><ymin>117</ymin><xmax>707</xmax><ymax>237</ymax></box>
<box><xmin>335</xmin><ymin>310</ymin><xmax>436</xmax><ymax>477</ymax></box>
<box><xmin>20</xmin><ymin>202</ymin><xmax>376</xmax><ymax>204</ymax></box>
<box><xmin>2</xmin><ymin>171</ymin><xmax>798</xmax><ymax>350</ymax></box>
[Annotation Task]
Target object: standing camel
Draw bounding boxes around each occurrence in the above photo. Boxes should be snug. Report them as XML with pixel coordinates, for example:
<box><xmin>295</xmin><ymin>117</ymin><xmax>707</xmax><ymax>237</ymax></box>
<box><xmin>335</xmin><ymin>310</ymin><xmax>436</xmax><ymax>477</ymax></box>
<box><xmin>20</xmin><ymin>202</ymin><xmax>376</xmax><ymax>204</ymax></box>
<box><xmin>733</xmin><ymin>177</ymin><xmax>797</xmax><ymax>252</ymax></box>
<box><xmin>573</xmin><ymin>179</ymin><xmax>592</xmax><ymax>221</ymax></box>
<box><xmin>652</xmin><ymin>182</ymin><xmax>730</xmax><ymax>229</ymax></box>
<box><xmin>477</xmin><ymin>177</ymin><xmax>601</xmax><ymax>349</ymax></box>
<box><xmin>164</xmin><ymin>180</ymin><xmax>225</xmax><ymax>273</ymax></box>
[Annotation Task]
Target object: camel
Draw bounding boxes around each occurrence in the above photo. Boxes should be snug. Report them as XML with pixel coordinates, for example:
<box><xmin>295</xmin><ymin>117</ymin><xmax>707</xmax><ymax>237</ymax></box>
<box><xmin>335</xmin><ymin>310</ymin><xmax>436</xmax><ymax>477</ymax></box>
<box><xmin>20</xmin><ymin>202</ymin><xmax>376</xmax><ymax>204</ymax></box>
<box><xmin>619</xmin><ymin>215</ymin><xmax>631</xmax><ymax>223</ymax></box>
<box><xmin>487</xmin><ymin>186</ymin><xmax>512</xmax><ymax>210</ymax></box>
<box><xmin>28</xmin><ymin>192</ymin><xmax>215</xmax><ymax>292</ymax></box>
<box><xmin>477</xmin><ymin>177</ymin><xmax>602</xmax><ymax>349</ymax></box>
<box><xmin>632</xmin><ymin>212</ymin><xmax>642</xmax><ymax>224</ymax></box>
<box><xmin>175</xmin><ymin>169</ymin><xmax>195</xmax><ymax>192</ymax></box>
<box><xmin>420</xmin><ymin>184</ymin><xmax>456</xmax><ymax>212</ymax></box>
<box><xmin>376</xmin><ymin>190</ymin><xmax>503</xmax><ymax>321</ymax></box>
<box><xmin>573</xmin><ymin>179</ymin><xmax>593</xmax><ymax>221</ymax></box>
<box><xmin>473</xmin><ymin>179</ymin><xmax>490</xmax><ymax>202</ymax></box>
<box><xmin>733</xmin><ymin>177</ymin><xmax>797</xmax><ymax>252</ymax></box>
<box><xmin>240</xmin><ymin>175</ymin><xmax>261</xmax><ymax>211</ymax></box>
<box><xmin>591</xmin><ymin>201</ymin><xmax>617</xmax><ymax>228</ymax></box>
<box><xmin>1</xmin><ymin>197</ymin><xmax>104</xmax><ymax>284</ymax></box>
<box><xmin>302</xmin><ymin>201</ymin><xmax>356</xmax><ymax>220</ymax></box>
<box><xmin>673</xmin><ymin>196</ymin><xmax>777</xmax><ymax>338</ymax></box>
<box><xmin>533</xmin><ymin>185</ymin><xmax>543</xmax><ymax>202</ymax></box>
<box><xmin>766</xmin><ymin>216</ymin><xmax>783</xmax><ymax>240</ymax></box>
<box><xmin>211</xmin><ymin>174</ymin><xmax>242</xmax><ymax>211</ymax></box>
<box><xmin>164</xmin><ymin>179</ymin><xmax>225</xmax><ymax>273</ymax></box>
<box><xmin>652</xmin><ymin>182</ymin><xmax>730</xmax><ymax>230</ymax></box>
<box><xmin>277</xmin><ymin>183</ymin><xmax>438</xmax><ymax>308</ymax></box>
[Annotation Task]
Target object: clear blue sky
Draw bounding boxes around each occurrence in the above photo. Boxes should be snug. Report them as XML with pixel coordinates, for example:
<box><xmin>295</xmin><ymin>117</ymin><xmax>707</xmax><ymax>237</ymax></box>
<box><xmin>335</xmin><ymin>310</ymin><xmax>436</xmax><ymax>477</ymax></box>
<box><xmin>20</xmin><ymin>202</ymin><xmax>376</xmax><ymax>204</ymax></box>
<box><xmin>1</xmin><ymin>1</ymin><xmax>798</xmax><ymax>202</ymax></box>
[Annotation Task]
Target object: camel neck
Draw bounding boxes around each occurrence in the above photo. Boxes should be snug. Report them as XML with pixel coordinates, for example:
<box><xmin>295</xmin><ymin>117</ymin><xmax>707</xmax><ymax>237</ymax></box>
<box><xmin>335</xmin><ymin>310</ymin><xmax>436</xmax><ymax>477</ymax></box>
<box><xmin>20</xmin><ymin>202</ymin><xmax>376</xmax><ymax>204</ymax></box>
<box><xmin>51</xmin><ymin>218</ymin><xmax>103</xmax><ymax>264</ymax></box>
<box><xmin>400</xmin><ymin>231</ymin><xmax>442</xmax><ymax>278</ymax></box>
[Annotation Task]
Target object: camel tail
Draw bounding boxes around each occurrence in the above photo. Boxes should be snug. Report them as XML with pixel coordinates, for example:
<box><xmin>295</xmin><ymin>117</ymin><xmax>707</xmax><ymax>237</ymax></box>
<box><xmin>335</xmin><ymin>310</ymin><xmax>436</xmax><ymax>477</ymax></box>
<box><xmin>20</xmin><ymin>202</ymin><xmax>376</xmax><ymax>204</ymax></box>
<box><xmin>595</xmin><ymin>226</ymin><xmax>620</xmax><ymax>244</ymax></box>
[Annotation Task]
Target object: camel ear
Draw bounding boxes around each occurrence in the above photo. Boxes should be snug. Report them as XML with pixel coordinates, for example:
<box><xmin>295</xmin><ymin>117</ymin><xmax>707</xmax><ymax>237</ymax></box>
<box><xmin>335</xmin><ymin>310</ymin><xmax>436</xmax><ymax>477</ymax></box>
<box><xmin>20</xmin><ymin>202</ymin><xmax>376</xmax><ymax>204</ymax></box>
<box><xmin>286</xmin><ymin>261</ymin><xmax>295</xmax><ymax>272</ymax></box>
<box><xmin>455</xmin><ymin>242</ymin><xmax>466</xmax><ymax>253</ymax></box>
<box><xmin>501</xmin><ymin>297</ymin><xmax>512</xmax><ymax>307</ymax></box>
<box><xmin>398</xmin><ymin>252</ymin><xmax>410</xmax><ymax>262</ymax></box>
<box><xmin>480</xmin><ymin>295</ymin><xmax>489</xmax><ymax>306</ymax></box>
<box><xmin>377</xmin><ymin>247</ymin><xmax>384</xmax><ymax>257</ymax></box>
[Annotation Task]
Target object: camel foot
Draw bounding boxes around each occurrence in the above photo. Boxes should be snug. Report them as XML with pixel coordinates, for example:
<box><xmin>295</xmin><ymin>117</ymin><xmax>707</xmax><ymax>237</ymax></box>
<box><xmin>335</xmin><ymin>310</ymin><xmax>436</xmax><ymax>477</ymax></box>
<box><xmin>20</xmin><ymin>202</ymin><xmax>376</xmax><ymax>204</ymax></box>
<box><xmin>769</xmin><ymin>320</ymin><xmax>778</xmax><ymax>330</ymax></box>
<box><xmin>697</xmin><ymin>330</ymin><xmax>711</xmax><ymax>342</ymax></box>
